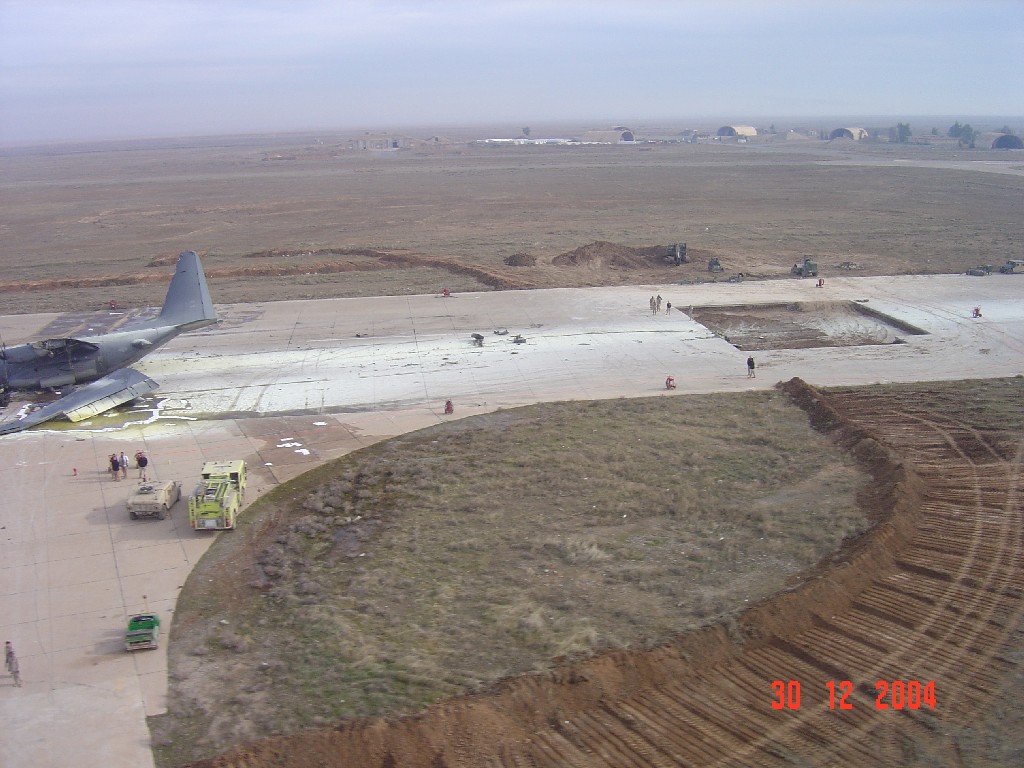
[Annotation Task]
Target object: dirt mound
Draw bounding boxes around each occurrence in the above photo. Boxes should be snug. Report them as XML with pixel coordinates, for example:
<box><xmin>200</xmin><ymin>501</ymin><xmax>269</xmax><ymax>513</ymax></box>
<box><xmin>552</xmin><ymin>241</ymin><xmax>665</xmax><ymax>269</ymax></box>
<box><xmin>503</xmin><ymin>252</ymin><xmax>536</xmax><ymax>267</ymax></box>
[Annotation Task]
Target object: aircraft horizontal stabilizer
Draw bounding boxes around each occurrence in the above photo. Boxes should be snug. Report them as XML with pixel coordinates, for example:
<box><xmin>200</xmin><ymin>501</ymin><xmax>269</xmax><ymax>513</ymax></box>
<box><xmin>0</xmin><ymin>368</ymin><xmax>159</xmax><ymax>435</ymax></box>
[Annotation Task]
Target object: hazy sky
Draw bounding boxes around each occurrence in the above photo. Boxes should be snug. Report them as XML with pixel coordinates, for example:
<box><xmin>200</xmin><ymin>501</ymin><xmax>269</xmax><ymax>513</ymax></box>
<box><xmin>1</xmin><ymin>0</ymin><xmax>1021</xmax><ymax>144</ymax></box>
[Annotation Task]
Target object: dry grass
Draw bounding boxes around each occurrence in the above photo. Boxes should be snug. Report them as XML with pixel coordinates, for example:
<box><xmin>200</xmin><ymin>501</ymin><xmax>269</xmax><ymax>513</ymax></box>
<box><xmin>151</xmin><ymin>390</ymin><xmax>870</xmax><ymax>766</ymax></box>
<box><xmin>3</xmin><ymin>139</ymin><xmax>1023</xmax><ymax>314</ymax></box>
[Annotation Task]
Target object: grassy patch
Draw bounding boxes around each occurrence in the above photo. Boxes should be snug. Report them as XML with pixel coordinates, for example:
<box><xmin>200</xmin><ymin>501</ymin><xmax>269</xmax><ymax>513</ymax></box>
<box><xmin>151</xmin><ymin>390</ymin><xmax>871</xmax><ymax>766</ymax></box>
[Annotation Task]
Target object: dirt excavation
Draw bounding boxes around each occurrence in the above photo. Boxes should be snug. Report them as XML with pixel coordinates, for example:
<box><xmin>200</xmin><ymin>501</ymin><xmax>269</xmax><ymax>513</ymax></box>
<box><xmin>690</xmin><ymin>301</ymin><xmax>926</xmax><ymax>350</ymax></box>
<box><xmin>184</xmin><ymin>377</ymin><xmax>1024</xmax><ymax>768</ymax></box>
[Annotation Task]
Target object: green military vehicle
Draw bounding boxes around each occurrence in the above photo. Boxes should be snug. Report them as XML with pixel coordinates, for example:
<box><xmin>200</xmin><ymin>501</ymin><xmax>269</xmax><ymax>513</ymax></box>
<box><xmin>125</xmin><ymin>613</ymin><xmax>161</xmax><ymax>651</ymax></box>
<box><xmin>791</xmin><ymin>258</ymin><xmax>819</xmax><ymax>277</ymax></box>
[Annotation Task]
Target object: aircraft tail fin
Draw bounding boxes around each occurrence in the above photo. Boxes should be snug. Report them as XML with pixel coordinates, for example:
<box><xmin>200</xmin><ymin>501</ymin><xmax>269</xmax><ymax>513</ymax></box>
<box><xmin>157</xmin><ymin>251</ymin><xmax>217</xmax><ymax>331</ymax></box>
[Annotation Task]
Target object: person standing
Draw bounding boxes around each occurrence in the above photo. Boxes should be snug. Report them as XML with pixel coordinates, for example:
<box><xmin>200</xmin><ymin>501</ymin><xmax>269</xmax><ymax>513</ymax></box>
<box><xmin>5</xmin><ymin>641</ymin><xmax>21</xmax><ymax>687</ymax></box>
<box><xmin>119</xmin><ymin>452</ymin><xmax>129</xmax><ymax>479</ymax></box>
<box><xmin>110</xmin><ymin>454</ymin><xmax>120</xmax><ymax>481</ymax></box>
<box><xmin>746</xmin><ymin>356</ymin><xmax>756</xmax><ymax>378</ymax></box>
<box><xmin>136</xmin><ymin>451</ymin><xmax>149</xmax><ymax>481</ymax></box>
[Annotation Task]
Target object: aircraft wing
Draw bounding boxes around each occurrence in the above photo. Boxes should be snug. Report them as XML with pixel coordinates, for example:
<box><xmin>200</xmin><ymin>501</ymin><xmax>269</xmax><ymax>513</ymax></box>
<box><xmin>0</xmin><ymin>368</ymin><xmax>159</xmax><ymax>435</ymax></box>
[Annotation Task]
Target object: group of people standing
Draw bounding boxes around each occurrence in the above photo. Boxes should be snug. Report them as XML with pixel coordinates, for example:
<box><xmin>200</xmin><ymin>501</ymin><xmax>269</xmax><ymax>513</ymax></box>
<box><xmin>108</xmin><ymin>450</ymin><xmax>149</xmax><ymax>481</ymax></box>
<box><xmin>649</xmin><ymin>295</ymin><xmax>672</xmax><ymax>315</ymax></box>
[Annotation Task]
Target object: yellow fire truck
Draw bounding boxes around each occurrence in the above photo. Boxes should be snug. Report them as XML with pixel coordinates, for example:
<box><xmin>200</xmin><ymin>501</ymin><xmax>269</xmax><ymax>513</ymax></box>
<box><xmin>188</xmin><ymin>460</ymin><xmax>246</xmax><ymax>531</ymax></box>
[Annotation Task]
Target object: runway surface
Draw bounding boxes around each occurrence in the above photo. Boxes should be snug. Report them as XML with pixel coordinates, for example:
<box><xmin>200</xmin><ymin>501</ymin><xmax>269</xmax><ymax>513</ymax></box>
<box><xmin>1</xmin><ymin>274</ymin><xmax>1021</xmax><ymax>767</ymax></box>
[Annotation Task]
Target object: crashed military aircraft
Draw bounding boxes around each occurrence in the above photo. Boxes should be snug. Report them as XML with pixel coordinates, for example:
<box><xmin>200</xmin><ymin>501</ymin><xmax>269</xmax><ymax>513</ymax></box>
<box><xmin>0</xmin><ymin>250</ymin><xmax>217</xmax><ymax>435</ymax></box>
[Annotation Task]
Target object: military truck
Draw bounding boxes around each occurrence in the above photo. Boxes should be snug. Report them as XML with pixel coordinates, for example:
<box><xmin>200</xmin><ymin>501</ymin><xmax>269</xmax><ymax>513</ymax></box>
<box><xmin>791</xmin><ymin>258</ymin><xmax>819</xmax><ymax>277</ymax></box>
<box><xmin>189</xmin><ymin>460</ymin><xmax>246</xmax><ymax>531</ymax></box>
<box><xmin>127</xmin><ymin>480</ymin><xmax>181</xmax><ymax>520</ymax></box>
<box><xmin>125</xmin><ymin>613</ymin><xmax>161</xmax><ymax>651</ymax></box>
<box><xmin>998</xmin><ymin>260</ymin><xmax>1024</xmax><ymax>274</ymax></box>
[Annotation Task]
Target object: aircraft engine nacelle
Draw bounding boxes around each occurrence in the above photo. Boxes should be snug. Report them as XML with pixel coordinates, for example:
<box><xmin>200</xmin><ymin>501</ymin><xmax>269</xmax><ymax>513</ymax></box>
<box><xmin>39</xmin><ymin>373</ymin><xmax>77</xmax><ymax>389</ymax></box>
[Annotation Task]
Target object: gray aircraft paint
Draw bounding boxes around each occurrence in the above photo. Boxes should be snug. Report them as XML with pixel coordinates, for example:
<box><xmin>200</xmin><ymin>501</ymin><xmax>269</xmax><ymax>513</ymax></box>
<box><xmin>0</xmin><ymin>251</ymin><xmax>217</xmax><ymax>434</ymax></box>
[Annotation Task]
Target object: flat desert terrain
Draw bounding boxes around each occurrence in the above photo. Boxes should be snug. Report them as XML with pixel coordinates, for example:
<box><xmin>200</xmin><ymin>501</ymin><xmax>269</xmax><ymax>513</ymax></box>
<box><xmin>2</xmin><ymin>130</ymin><xmax>1022</xmax><ymax>312</ymax></box>
<box><xmin>1</xmin><ymin>128</ymin><xmax>1022</xmax><ymax>768</ymax></box>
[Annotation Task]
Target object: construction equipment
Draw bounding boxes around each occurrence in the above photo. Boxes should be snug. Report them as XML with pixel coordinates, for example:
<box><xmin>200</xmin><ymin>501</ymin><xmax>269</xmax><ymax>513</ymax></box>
<box><xmin>664</xmin><ymin>243</ymin><xmax>688</xmax><ymax>265</ymax></box>
<box><xmin>998</xmin><ymin>260</ymin><xmax>1024</xmax><ymax>274</ymax></box>
<box><xmin>125</xmin><ymin>613</ymin><xmax>161</xmax><ymax>651</ymax></box>
<box><xmin>708</xmin><ymin>256</ymin><xmax>724</xmax><ymax>273</ymax></box>
<box><xmin>791</xmin><ymin>258</ymin><xmax>819</xmax><ymax>278</ymax></box>
<box><xmin>127</xmin><ymin>479</ymin><xmax>181</xmax><ymax>520</ymax></box>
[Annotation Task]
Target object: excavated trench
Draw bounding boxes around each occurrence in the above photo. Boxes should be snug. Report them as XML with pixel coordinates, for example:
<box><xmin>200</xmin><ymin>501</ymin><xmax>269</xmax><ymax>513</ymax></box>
<box><xmin>689</xmin><ymin>302</ymin><xmax>928</xmax><ymax>350</ymax></box>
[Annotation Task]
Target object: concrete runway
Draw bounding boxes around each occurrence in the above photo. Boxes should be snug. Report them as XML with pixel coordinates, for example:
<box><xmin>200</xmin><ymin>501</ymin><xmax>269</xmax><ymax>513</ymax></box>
<box><xmin>1</xmin><ymin>274</ymin><xmax>1022</xmax><ymax>767</ymax></box>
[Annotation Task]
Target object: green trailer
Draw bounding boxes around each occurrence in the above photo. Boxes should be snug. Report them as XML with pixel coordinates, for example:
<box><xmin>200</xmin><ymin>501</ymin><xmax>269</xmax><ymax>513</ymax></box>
<box><xmin>125</xmin><ymin>613</ymin><xmax>161</xmax><ymax>651</ymax></box>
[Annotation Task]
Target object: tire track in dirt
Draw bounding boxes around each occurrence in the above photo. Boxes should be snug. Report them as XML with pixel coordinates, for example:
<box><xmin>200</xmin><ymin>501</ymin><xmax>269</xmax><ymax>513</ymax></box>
<box><xmin>192</xmin><ymin>379</ymin><xmax>1023</xmax><ymax>768</ymax></box>
<box><xmin>0</xmin><ymin>250</ymin><xmax>540</xmax><ymax>295</ymax></box>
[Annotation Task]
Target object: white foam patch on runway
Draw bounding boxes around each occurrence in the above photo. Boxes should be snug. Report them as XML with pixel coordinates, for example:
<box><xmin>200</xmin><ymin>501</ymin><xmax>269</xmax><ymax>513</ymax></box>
<box><xmin>124</xmin><ymin>276</ymin><xmax>1024</xmax><ymax>419</ymax></box>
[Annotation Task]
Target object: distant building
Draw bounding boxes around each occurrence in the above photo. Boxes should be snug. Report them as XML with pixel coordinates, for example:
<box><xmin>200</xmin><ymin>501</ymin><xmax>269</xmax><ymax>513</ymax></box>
<box><xmin>476</xmin><ymin>137</ymin><xmax>575</xmax><ymax>145</ymax></box>
<box><xmin>716</xmin><ymin>125</ymin><xmax>758</xmax><ymax>138</ymax></box>
<box><xmin>580</xmin><ymin>128</ymin><xmax>635</xmax><ymax>143</ymax></box>
<box><xmin>348</xmin><ymin>133</ymin><xmax>411</xmax><ymax>150</ymax></box>
<box><xmin>829</xmin><ymin>127</ymin><xmax>868</xmax><ymax>141</ymax></box>
<box><xmin>989</xmin><ymin>133</ymin><xmax>1023</xmax><ymax>149</ymax></box>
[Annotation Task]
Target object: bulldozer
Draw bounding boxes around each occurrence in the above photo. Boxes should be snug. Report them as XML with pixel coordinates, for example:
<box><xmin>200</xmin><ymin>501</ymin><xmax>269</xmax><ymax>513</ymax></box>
<box><xmin>791</xmin><ymin>258</ymin><xmax>819</xmax><ymax>278</ymax></box>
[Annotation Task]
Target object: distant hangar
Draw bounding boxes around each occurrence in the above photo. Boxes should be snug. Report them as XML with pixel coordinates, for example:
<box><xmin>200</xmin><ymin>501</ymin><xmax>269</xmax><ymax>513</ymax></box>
<box><xmin>989</xmin><ymin>133</ymin><xmax>1024</xmax><ymax>149</ymax></box>
<box><xmin>829</xmin><ymin>127</ymin><xmax>869</xmax><ymax>140</ymax></box>
<box><xmin>717</xmin><ymin>125</ymin><xmax>758</xmax><ymax>138</ymax></box>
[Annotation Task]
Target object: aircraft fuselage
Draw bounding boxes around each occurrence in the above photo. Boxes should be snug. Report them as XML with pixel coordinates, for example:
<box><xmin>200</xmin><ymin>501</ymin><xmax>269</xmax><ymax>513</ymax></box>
<box><xmin>1</xmin><ymin>325</ymin><xmax>184</xmax><ymax>391</ymax></box>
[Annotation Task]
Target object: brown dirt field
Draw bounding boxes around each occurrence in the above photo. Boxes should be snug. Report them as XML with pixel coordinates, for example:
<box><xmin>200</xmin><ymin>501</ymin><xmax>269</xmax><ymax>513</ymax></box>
<box><xmin>187</xmin><ymin>377</ymin><xmax>1024</xmax><ymax>768</ymax></box>
<box><xmin>2</xmin><ymin>138</ymin><xmax>1022</xmax><ymax>314</ymax></box>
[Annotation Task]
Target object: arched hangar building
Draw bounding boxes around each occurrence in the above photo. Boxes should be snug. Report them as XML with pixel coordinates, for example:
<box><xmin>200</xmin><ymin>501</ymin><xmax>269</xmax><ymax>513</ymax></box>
<box><xmin>716</xmin><ymin>125</ymin><xmax>758</xmax><ymax>137</ymax></box>
<box><xmin>829</xmin><ymin>127</ymin><xmax>868</xmax><ymax>140</ymax></box>
<box><xmin>990</xmin><ymin>133</ymin><xmax>1023</xmax><ymax>149</ymax></box>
